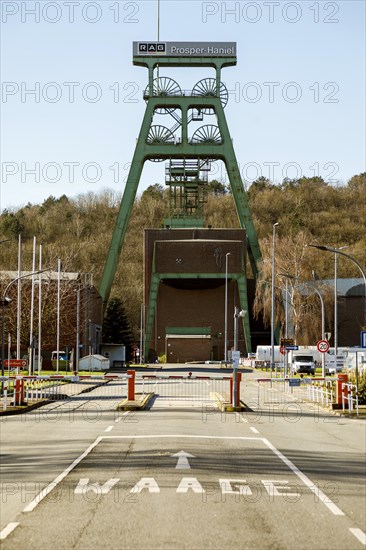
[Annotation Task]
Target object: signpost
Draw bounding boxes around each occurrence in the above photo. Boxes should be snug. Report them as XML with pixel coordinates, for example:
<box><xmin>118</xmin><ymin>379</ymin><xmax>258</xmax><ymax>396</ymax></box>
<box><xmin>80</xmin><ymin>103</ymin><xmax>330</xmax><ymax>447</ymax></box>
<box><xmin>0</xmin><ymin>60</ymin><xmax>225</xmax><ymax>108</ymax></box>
<box><xmin>231</xmin><ymin>351</ymin><xmax>240</xmax><ymax>408</ymax></box>
<box><xmin>133</xmin><ymin>42</ymin><xmax>237</xmax><ymax>58</ymax></box>
<box><xmin>280</xmin><ymin>338</ymin><xmax>294</xmax><ymax>347</ymax></box>
<box><xmin>4</xmin><ymin>359</ymin><xmax>27</xmax><ymax>368</ymax></box>
<box><xmin>361</xmin><ymin>331</ymin><xmax>366</xmax><ymax>349</ymax></box>
<box><xmin>317</xmin><ymin>340</ymin><xmax>330</xmax><ymax>353</ymax></box>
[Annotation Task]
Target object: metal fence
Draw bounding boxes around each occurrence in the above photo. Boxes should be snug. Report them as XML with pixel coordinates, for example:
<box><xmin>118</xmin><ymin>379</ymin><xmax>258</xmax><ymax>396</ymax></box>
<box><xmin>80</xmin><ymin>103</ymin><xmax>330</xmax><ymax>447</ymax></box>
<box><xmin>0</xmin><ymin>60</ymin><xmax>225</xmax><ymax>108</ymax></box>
<box><xmin>139</xmin><ymin>374</ymin><xmax>232</xmax><ymax>404</ymax></box>
<box><xmin>342</xmin><ymin>382</ymin><xmax>359</xmax><ymax>416</ymax></box>
<box><xmin>0</xmin><ymin>374</ymin><xmax>130</xmax><ymax>411</ymax></box>
<box><xmin>255</xmin><ymin>377</ymin><xmax>337</xmax><ymax>408</ymax></box>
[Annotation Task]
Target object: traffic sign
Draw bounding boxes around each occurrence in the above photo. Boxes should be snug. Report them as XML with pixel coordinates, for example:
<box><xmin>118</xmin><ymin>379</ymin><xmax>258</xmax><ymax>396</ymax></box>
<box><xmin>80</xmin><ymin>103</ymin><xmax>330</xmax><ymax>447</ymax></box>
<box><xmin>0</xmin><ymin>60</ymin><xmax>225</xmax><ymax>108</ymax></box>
<box><xmin>280</xmin><ymin>338</ymin><xmax>294</xmax><ymax>347</ymax></box>
<box><xmin>280</xmin><ymin>346</ymin><xmax>286</xmax><ymax>355</ymax></box>
<box><xmin>317</xmin><ymin>340</ymin><xmax>330</xmax><ymax>353</ymax></box>
<box><xmin>361</xmin><ymin>331</ymin><xmax>366</xmax><ymax>349</ymax></box>
<box><xmin>4</xmin><ymin>359</ymin><xmax>27</xmax><ymax>368</ymax></box>
<box><xmin>285</xmin><ymin>345</ymin><xmax>298</xmax><ymax>351</ymax></box>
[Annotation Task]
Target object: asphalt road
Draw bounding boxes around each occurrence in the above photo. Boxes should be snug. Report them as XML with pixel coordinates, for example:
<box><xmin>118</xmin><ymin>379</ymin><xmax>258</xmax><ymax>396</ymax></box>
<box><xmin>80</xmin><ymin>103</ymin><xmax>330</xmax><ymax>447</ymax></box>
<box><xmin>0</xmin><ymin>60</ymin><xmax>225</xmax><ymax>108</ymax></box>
<box><xmin>0</xmin><ymin>366</ymin><xmax>365</xmax><ymax>549</ymax></box>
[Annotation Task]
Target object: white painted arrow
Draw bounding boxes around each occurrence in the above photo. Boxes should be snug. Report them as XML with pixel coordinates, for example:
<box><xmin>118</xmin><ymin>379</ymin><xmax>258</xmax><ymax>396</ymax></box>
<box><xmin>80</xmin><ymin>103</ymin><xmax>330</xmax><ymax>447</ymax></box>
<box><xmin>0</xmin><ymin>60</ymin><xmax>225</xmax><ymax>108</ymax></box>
<box><xmin>172</xmin><ymin>451</ymin><xmax>195</xmax><ymax>469</ymax></box>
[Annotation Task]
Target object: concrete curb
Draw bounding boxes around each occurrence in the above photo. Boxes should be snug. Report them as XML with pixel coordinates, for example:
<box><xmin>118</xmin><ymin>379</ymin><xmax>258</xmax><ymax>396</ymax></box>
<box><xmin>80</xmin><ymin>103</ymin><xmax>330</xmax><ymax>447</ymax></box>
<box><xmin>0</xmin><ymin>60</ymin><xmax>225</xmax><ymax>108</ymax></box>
<box><xmin>116</xmin><ymin>392</ymin><xmax>155</xmax><ymax>411</ymax></box>
<box><xmin>0</xmin><ymin>381</ymin><xmax>109</xmax><ymax>415</ymax></box>
<box><xmin>0</xmin><ymin>399</ymin><xmax>52</xmax><ymax>416</ymax></box>
<box><xmin>211</xmin><ymin>392</ymin><xmax>246</xmax><ymax>412</ymax></box>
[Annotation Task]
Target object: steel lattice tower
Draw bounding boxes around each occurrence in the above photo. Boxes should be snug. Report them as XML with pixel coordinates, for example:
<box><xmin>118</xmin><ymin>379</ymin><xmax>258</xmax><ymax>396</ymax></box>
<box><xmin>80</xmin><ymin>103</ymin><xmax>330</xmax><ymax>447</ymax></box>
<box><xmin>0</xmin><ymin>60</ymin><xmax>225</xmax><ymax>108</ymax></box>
<box><xmin>99</xmin><ymin>42</ymin><xmax>262</xmax><ymax>355</ymax></box>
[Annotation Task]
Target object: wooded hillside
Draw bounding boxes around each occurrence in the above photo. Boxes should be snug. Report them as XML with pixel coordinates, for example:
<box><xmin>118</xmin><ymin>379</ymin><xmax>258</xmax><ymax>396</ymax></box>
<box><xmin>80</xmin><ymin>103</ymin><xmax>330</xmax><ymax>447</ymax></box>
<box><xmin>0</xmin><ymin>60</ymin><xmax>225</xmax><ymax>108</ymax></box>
<box><xmin>1</xmin><ymin>173</ymin><xmax>365</xmax><ymax>341</ymax></box>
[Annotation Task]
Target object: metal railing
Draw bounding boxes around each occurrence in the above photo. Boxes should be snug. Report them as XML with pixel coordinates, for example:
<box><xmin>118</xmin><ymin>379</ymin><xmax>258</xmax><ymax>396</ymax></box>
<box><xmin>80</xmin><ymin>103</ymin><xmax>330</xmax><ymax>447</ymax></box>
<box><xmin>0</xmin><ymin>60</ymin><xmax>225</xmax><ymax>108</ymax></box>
<box><xmin>0</xmin><ymin>374</ymin><xmax>131</xmax><ymax>411</ymax></box>
<box><xmin>342</xmin><ymin>382</ymin><xmax>359</xmax><ymax>416</ymax></box>
<box><xmin>256</xmin><ymin>377</ymin><xmax>337</xmax><ymax>407</ymax></box>
<box><xmin>139</xmin><ymin>374</ymin><xmax>232</xmax><ymax>404</ymax></box>
<box><xmin>307</xmin><ymin>379</ymin><xmax>334</xmax><ymax>406</ymax></box>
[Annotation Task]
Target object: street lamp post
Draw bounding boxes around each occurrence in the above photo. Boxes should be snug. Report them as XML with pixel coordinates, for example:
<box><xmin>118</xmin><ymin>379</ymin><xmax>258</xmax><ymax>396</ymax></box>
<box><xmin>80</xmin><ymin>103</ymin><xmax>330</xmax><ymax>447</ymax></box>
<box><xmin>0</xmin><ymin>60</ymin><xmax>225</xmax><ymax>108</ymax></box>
<box><xmin>140</xmin><ymin>303</ymin><xmax>145</xmax><ymax>364</ymax></box>
<box><xmin>75</xmin><ymin>287</ymin><xmax>80</xmax><ymax>373</ymax></box>
<box><xmin>306</xmin><ymin>245</ymin><xmax>366</xmax><ymax>330</ymax></box>
<box><xmin>271</xmin><ymin>223</ymin><xmax>279</xmax><ymax>378</ymax></box>
<box><xmin>233</xmin><ymin>307</ymin><xmax>245</xmax><ymax>407</ymax></box>
<box><xmin>334</xmin><ymin>246</ymin><xmax>348</xmax><ymax>355</ymax></box>
<box><xmin>224</xmin><ymin>252</ymin><xmax>230</xmax><ymax>364</ymax></box>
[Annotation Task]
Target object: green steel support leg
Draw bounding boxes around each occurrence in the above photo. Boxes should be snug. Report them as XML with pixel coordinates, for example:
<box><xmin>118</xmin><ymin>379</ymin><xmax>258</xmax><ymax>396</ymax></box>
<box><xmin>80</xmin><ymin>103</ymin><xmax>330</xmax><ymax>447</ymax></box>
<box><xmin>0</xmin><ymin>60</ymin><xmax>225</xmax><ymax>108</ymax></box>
<box><xmin>236</xmin><ymin>274</ymin><xmax>252</xmax><ymax>353</ymax></box>
<box><xmin>144</xmin><ymin>273</ymin><xmax>161</xmax><ymax>359</ymax></box>
<box><xmin>215</xmin><ymin>103</ymin><xmax>262</xmax><ymax>277</ymax></box>
<box><xmin>99</xmin><ymin>103</ymin><xmax>154</xmax><ymax>307</ymax></box>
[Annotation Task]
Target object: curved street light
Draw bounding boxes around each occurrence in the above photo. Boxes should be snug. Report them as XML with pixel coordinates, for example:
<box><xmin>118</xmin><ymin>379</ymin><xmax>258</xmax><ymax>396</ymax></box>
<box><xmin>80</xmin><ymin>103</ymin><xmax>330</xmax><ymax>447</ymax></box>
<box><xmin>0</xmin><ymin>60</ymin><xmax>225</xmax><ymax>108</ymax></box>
<box><xmin>305</xmin><ymin>244</ymin><xmax>366</xmax><ymax>330</ymax></box>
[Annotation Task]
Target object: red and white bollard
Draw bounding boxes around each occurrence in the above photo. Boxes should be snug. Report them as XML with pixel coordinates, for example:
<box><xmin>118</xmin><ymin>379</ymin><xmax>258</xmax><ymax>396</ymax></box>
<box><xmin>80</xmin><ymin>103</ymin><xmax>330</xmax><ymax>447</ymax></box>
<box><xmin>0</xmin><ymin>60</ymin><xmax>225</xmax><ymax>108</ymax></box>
<box><xmin>230</xmin><ymin>371</ymin><xmax>242</xmax><ymax>408</ymax></box>
<box><xmin>14</xmin><ymin>377</ymin><xmax>24</xmax><ymax>406</ymax></box>
<box><xmin>336</xmin><ymin>373</ymin><xmax>348</xmax><ymax>407</ymax></box>
<box><xmin>127</xmin><ymin>370</ymin><xmax>135</xmax><ymax>401</ymax></box>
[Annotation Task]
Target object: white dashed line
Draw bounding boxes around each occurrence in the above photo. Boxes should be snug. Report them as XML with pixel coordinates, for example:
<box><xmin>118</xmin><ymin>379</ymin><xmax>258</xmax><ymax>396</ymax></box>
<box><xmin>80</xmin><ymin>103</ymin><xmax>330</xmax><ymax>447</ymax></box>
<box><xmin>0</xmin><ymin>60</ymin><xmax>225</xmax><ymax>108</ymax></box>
<box><xmin>350</xmin><ymin>528</ymin><xmax>366</xmax><ymax>545</ymax></box>
<box><xmin>250</xmin><ymin>427</ymin><xmax>259</xmax><ymax>434</ymax></box>
<box><xmin>105</xmin><ymin>425</ymin><xmax>114</xmax><ymax>432</ymax></box>
<box><xmin>235</xmin><ymin>412</ymin><xmax>248</xmax><ymax>423</ymax></box>
<box><xmin>115</xmin><ymin>411</ymin><xmax>130</xmax><ymax>422</ymax></box>
<box><xmin>0</xmin><ymin>522</ymin><xmax>19</xmax><ymax>541</ymax></box>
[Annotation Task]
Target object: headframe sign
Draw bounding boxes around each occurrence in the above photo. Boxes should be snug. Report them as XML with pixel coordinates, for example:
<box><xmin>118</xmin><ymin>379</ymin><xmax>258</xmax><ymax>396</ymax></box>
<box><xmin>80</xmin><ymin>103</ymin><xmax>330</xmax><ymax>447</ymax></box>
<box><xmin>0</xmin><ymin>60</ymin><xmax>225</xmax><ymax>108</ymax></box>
<box><xmin>133</xmin><ymin>42</ymin><xmax>236</xmax><ymax>57</ymax></box>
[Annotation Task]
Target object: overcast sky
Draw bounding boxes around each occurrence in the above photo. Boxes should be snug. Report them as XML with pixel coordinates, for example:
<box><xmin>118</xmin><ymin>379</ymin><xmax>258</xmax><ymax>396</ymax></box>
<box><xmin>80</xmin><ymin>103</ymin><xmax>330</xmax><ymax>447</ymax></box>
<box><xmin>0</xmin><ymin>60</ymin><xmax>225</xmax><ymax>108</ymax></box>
<box><xmin>1</xmin><ymin>0</ymin><xmax>365</xmax><ymax>210</ymax></box>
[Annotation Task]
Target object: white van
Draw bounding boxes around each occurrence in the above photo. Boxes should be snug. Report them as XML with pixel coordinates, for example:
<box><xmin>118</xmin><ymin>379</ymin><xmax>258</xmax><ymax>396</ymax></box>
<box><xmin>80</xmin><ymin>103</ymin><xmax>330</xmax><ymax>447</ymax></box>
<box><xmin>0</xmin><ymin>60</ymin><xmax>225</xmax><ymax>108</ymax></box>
<box><xmin>291</xmin><ymin>354</ymin><xmax>315</xmax><ymax>376</ymax></box>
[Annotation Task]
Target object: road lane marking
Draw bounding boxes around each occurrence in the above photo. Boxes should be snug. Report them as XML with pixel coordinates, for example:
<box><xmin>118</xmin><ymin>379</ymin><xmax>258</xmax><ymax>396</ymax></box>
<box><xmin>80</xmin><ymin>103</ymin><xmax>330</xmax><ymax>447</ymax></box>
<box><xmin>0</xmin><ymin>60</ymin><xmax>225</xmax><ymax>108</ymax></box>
<box><xmin>23</xmin><ymin>436</ymin><xmax>103</xmax><ymax>513</ymax></box>
<box><xmin>115</xmin><ymin>411</ymin><xmax>130</xmax><ymax>422</ymax></box>
<box><xmin>20</xmin><ymin>433</ymin><xmax>347</xmax><ymax>523</ymax></box>
<box><xmin>262</xmin><ymin>437</ymin><xmax>345</xmax><ymax>516</ymax></box>
<box><xmin>105</xmin><ymin>425</ymin><xmax>114</xmax><ymax>432</ymax></box>
<box><xmin>172</xmin><ymin>451</ymin><xmax>194</xmax><ymax>469</ymax></box>
<box><xmin>102</xmin><ymin>435</ymin><xmax>261</xmax><ymax>440</ymax></box>
<box><xmin>250</xmin><ymin>427</ymin><xmax>260</xmax><ymax>434</ymax></box>
<box><xmin>74</xmin><ymin>478</ymin><xmax>119</xmax><ymax>495</ymax></box>
<box><xmin>350</xmin><ymin>528</ymin><xmax>366</xmax><ymax>545</ymax></box>
<box><xmin>0</xmin><ymin>522</ymin><xmax>19</xmax><ymax>541</ymax></box>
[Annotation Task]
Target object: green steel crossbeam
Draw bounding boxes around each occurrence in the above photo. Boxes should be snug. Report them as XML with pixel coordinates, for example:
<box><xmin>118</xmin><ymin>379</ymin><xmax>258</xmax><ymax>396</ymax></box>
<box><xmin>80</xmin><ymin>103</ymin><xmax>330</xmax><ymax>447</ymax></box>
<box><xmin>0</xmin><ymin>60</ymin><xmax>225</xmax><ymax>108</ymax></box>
<box><xmin>99</xmin><ymin>99</ymin><xmax>155</xmax><ymax>306</ymax></box>
<box><xmin>100</xmin><ymin>50</ymin><xmax>261</xmax><ymax>360</ymax></box>
<box><xmin>100</xmin><ymin>95</ymin><xmax>261</xmax><ymax>307</ymax></box>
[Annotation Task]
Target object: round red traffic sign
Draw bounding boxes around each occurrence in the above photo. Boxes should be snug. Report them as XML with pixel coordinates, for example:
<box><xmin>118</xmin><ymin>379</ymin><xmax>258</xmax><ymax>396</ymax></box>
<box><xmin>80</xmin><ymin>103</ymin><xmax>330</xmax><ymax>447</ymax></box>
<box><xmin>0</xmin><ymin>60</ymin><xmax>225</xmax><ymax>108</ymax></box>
<box><xmin>317</xmin><ymin>340</ymin><xmax>330</xmax><ymax>353</ymax></box>
<box><xmin>280</xmin><ymin>345</ymin><xmax>286</xmax><ymax>355</ymax></box>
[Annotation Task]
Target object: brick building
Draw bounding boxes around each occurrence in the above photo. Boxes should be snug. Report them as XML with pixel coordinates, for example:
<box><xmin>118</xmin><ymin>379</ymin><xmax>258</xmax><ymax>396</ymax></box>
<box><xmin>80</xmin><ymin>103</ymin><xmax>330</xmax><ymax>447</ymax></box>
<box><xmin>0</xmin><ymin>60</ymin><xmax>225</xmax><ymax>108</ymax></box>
<box><xmin>0</xmin><ymin>271</ymin><xmax>103</xmax><ymax>364</ymax></box>
<box><xmin>144</xmin><ymin>228</ymin><xmax>269</xmax><ymax>362</ymax></box>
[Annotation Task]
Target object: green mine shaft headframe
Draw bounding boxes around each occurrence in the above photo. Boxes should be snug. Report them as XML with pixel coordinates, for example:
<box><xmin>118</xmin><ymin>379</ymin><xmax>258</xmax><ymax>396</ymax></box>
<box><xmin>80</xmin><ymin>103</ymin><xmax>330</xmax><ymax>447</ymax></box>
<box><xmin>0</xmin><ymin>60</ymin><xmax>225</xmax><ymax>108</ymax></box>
<box><xmin>99</xmin><ymin>41</ymin><xmax>262</xmax><ymax>353</ymax></box>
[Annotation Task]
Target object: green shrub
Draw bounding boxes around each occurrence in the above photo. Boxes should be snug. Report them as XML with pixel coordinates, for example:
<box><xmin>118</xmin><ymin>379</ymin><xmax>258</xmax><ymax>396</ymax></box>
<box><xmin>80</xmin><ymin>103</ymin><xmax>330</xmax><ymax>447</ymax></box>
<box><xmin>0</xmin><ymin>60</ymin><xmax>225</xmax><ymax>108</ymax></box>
<box><xmin>348</xmin><ymin>369</ymin><xmax>366</xmax><ymax>404</ymax></box>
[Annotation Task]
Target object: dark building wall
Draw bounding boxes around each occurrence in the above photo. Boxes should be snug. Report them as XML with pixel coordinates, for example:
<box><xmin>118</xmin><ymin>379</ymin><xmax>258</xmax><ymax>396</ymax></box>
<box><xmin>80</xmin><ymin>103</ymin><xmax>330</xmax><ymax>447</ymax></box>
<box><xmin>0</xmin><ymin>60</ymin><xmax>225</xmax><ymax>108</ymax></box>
<box><xmin>144</xmin><ymin>228</ymin><xmax>256</xmax><ymax>361</ymax></box>
<box><xmin>154</xmin><ymin>279</ymin><xmax>243</xmax><ymax>360</ymax></box>
<box><xmin>338</xmin><ymin>296</ymin><xmax>365</xmax><ymax>346</ymax></box>
<box><xmin>166</xmin><ymin>337</ymin><xmax>212</xmax><ymax>363</ymax></box>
